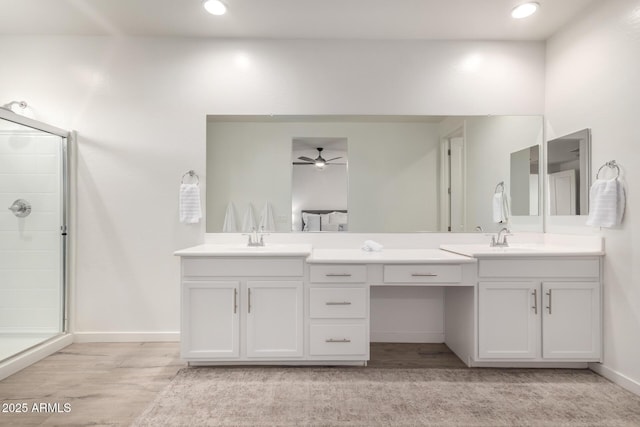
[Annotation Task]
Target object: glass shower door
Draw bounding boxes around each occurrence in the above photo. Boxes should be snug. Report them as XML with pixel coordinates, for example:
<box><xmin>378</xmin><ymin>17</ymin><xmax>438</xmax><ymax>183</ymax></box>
<box><xmin>0</xmin><ymin>116</ymin><xmax>67</xmax><ymax>362</ymax></box>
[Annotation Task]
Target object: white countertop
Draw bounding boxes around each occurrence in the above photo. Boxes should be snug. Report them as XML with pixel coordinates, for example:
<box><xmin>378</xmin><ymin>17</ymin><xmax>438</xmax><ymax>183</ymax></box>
<box><xmin>174</xmin><ymin>244</ymin><xmax>313</xmax><ymax>257</ymax></box>
<box><xmin>306</xmin><ymin>248</ymin><xmax>476</xmax><ymax>264</ymax></box>
<box><xmin>439</xmin><ymin>244</ymin><xmax>605</xmax><ymax>258</ymax></box>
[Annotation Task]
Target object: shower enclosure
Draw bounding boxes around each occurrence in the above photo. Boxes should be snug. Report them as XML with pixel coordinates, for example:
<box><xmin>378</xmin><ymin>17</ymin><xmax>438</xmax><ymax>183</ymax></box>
<box><xmin>0</xmin><ymin>109</ymin><xmax>69</xmax><ymax>364</ymax></box>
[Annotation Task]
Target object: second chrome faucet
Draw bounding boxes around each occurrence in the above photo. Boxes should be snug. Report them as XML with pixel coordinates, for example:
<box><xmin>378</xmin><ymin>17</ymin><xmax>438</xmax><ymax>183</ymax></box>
<box><xmin>490</xmin><ymin>227</ymin><xmax>511</xmax><ymax>247</ymax></box>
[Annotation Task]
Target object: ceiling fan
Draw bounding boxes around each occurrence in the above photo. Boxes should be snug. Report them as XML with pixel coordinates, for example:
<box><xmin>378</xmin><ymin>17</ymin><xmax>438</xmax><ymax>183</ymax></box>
<box><xmin>293</xmin><ymin>147</ymin><xmax>343</xmax><ymax>168</ymax></box>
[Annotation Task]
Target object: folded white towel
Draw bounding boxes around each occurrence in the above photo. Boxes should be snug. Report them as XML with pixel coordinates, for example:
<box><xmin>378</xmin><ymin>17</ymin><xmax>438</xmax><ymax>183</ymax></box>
<box><xmin>179</xmin><ymin>183</ymin><xmax>202</xmax><ymax>224</ymax></box>
<box><xmin>586</xmin><ymin>179</ymin><xmax>625</xmax><ymax>227</ymax></box>
<box><xmin>492</xmin><ymin>192</ymin><xmax>510</xmax><ymax>223</ymax></box>
<box><xmin>242</xmin><ymin>203</ymin><xmax>257</xmax><ymax>232</ymax></box>
<box><xmin>222</xmin><ymin>202</ymin><xmax>237</xmax><ymax>232</ymax></box>
<box><xmin>259</xmin><ymin>202</ymin><xmax>276</xmax><ymax>232</ymax></box>
<box><xmin>361</xmin><ymin>240</ymin><xmax>384</xmax><ymax>252</ymax></box>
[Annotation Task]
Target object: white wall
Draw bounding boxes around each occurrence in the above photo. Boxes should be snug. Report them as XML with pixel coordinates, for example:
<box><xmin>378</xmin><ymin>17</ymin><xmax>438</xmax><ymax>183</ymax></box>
<box><xmin>0</xmin><ymin>36</ymin><xmax>545</xmax><ymax>337</ymax></box>
<box><xmin>545</xmin><ymin>0</ymin><xmax>640</xmax><ymax>392</ymax></box>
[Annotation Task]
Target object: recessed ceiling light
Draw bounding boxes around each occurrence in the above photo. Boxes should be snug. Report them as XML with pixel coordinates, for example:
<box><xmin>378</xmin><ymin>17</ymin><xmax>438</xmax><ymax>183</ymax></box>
<box><xmin>511</xmin><ymin>2</ymin><xmax>539</xmax><ymax>19</ymax></box>
<box><xmin>203</xmin><ymin>0</ymin><xmax>227</xmax><ymax>15</ymax></box>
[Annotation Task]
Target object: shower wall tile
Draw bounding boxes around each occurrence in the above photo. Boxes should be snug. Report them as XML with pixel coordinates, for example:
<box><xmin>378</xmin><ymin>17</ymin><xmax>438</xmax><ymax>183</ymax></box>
<box><xmin>0</xmin><ymin>269</ymin><xmax>59</xmax><ymax>289</ymax></box>
<box><xmin>0</xmin><ymin>212</ymin><xmax>60</xmax><ymax>231</ymax></box>
<box><xmin>0</xmin><ymin>251</ymin><xmax>59</xmax><ymax>270</ymax></box>
<box><xmin>0</xmin><ymin>308</ymin><xmax>59</xmax><ymax>332</ymax></box>
<box><xmin>0</xmin><ymin>154</ymin><xmax>58</xmax><ymax>174</ymax></box>
<box><xmin>0</xmin><ymin>231</ymin><xmax>60</xmax><ymax>250</ymax></box>
<box><xmin>0</xmin><ymin>134</ymin><xmax>63</xmax><ymax>333</ymax></box>
<box><xmin>0</xmin><ymin>135</ymin><xmax>59</xmax><ymax>154</ymax></box>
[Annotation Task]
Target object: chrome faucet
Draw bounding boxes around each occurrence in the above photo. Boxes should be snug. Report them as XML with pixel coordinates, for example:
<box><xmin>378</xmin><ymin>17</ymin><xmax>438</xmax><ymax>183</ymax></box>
<box><xmin>490</xmin><ymin>227</ymin><xmax>511</xmax><ymax>247</ymax></box>
<box><xmin>244</xmin><ymin>227</ymin><xmax>267</xmax><ymax>247</ymax></box>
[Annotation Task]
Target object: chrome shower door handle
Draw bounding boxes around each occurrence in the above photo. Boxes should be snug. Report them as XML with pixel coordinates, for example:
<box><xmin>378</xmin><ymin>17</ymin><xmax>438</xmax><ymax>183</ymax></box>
<box><xmin>8</xmin><ymin>199</ymin><xmax>31</xmax><ymax>218</ymax></box>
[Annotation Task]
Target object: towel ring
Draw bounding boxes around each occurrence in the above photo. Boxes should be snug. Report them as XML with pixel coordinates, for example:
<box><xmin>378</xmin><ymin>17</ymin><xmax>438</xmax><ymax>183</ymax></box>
<box><xmin>596</xmin><ymin>160</ymin><xmax>620</xmax><ymax>179</ymax></box>
<box><xmin>494</xmin><ymin>181</ymin><xmax>505</xmax><ymax>194</ymax></box>
<box><xmin>181</xmin><ymin>170</ymin><xmax>199</xmax><ymax>184</ymax></box>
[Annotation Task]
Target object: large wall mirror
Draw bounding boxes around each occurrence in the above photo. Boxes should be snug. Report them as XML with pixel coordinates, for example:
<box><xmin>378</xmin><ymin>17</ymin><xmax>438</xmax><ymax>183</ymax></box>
<box><xmin>547</xmin><ymin>128</ymin><xmax>591</xmax><ymax>215</ymax></box>
<box><xmin>206</xmin><ymin>115</ymin><xmax>543</xmax><ymax>233</ymax></box>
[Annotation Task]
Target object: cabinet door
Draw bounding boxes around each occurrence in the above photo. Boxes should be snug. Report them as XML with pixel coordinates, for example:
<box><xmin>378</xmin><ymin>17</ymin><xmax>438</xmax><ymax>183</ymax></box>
<box><xmin>542</xmin><ymin>282</ymin><xmax>601</xmax><ymax>360</ymax></box>
<box><xmin>181</xmin><ymin>281</ymin><xmax>240</xmax><ymax>359</ymax></box>
<box><xmin>246</xmin><ymin>281</ymin><xmax>303</xmax><ymax>358</ymax></box>
<box><xmin>478</xmin><ymin>282</ymin><xmax>539</xmax><ymax>359</ymax></box>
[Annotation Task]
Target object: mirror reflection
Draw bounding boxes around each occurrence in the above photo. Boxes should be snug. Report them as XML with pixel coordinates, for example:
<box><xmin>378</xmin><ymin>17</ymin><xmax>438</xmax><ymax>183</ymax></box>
<box><xmin>291</xmin><ymin>138</ymin><xmax>348</xmax><ymax>232</ymax></box>
<box><xmin>206</xmin><ymin>115</ymin><xmax>543</xmax><ymax>233</ymax></box>
<box><xmin>510</xmin><ymin>145</ymin><xmax>540</xmax><ymax>216</ymax></box>
<box><xmin>547</xmin><ymin>129</ymin><xmax>591</xmax><ymax>215</ymax></box>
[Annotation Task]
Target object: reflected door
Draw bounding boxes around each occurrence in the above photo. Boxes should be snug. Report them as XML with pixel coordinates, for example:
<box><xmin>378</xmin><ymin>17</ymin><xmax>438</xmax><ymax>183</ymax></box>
<box><xmin>548</xmin><ymin>170</ymin><xmax>576</xmax><ymax>215</ymax></box>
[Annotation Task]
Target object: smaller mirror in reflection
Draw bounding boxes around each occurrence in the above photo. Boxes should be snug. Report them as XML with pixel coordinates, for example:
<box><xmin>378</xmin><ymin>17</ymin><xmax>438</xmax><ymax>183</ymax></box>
<box><xmin>292</xmin><ymin>138</ymin><xmax>348</xmax><ymax>232</ymax></box>
<box><xmin>547</xmin><ymin>129</ymin><xmax>591</xmax><ymax>215</ymax></box>
<box><xmin>510</xmin><ymin>145</ymin><xmax>540</xmax><ymax>216</ymax></box>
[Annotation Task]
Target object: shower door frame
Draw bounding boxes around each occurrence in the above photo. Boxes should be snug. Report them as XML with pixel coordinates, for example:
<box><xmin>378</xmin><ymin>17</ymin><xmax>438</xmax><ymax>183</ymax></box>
<box><xmin>0</xmin><ymin>109</ymin><xmax>71</xmax><ymax>339</ymax></box>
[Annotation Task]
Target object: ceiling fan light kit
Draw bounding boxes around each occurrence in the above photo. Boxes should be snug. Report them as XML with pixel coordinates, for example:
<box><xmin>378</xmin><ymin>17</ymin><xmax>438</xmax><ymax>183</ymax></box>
<box><xmin>295</xmin><ymin>147</ymin><xmax>343</xmax><ymax>170</ymax></box>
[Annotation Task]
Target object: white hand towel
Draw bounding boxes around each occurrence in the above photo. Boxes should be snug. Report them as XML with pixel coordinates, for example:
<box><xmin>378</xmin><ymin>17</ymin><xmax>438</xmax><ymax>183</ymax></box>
<box><xmin>179</xmin><ymin>183</ymin><xmax>202</xmax><ymax>224</ymax></box>
<box><xmin>492</xmin><ymin>193</ymin><xmax>510</xmax><ymax>223</ymax></box>
<box><xmin>222</xmin><ymin>202</ymin><xmax>238</xmax><ymax>232</ymax></box>
<box><xmin>259</xmin><ymin>202</ymin><xmax>276</xmax><ymax>232</ymax></box>
<box><xmin>361</xmin><ymin>240</ymin><xmax>384</xmax><ymax>252</ymax></box>
<box><xmin>586</xmin><ymin>179</ymin><xmax>625</xmax><ymax>227</ymax></box>
<box><xmin>242</xmin><ymin>203</ymin><xmax>257</xmax><ymax>232</ymax></box>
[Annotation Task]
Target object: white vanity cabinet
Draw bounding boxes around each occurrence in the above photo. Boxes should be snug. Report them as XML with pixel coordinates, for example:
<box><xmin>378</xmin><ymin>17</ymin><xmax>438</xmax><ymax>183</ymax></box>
<box><xmin>180</xmin><ymin>256</ymin><xmax>305</xmax><ymax>362</ymax></box>
<box><xmin>307</xmin><ymin>264</ymin><xmax>370</xmax><ymax>361</ymax></box>
<box><xmin>477</xmin><ymin>257</ymin><xmax>601</xmax><ymax>362</ymax></box>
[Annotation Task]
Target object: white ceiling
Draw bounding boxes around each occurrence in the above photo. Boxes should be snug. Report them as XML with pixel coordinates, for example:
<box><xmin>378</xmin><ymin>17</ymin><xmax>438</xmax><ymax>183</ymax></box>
<box><xmin>0</xmin><ymin>0</ymin><xmax>596</xmax><ymax>40</ymax></box>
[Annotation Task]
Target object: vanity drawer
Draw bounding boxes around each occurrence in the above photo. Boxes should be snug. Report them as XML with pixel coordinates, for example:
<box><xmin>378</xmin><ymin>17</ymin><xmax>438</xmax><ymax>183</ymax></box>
<box><xmin>478</xmin><ymin>258</ymin><xmax>600</xmax><ymax>279</ymax></box>
<box><xmin>309</xmin><ymin>265</ymin><xmax>367</xmax><ymax>283</ymax></box>
<box><xmin>309</xmin><ymin>287</ymin><xmax>367</xmax><ymax>318</ymax></box>
<box><xmin>182</xmin><ymin>257</ymin><xmax>304</xmax><ymax>277</ymax></box>
<box><xmin>309</xmin><ymin>324</ymin><xmax>368</xmax><ymax>356</ymax></box>
<box><xmin>383</xmin><ymin>264</ymin><xmax>462</xmax><ymax>284</ymax></box>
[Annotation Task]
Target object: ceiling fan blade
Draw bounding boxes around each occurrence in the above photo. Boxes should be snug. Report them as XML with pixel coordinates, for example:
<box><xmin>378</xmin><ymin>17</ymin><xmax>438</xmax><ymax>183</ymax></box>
<box><xmin>292</xmin><ymin>162</ymin><xmax>314</xmax><ymax>165</ymax></box>
<box><xmin>325</xmin><ymin>157</ymin><xmax>343</xmax><ymax>162</ymax></box>
<box><xmin>297</xmin><ymin>156</ymin><xmax>315</xmax><ymax>162</ymax></box>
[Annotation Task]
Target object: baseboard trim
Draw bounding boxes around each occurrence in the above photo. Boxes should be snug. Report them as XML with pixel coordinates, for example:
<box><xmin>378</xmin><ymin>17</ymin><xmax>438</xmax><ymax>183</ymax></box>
<box><xmin>0</xmin><ymin>334</ymin><xmax>73</xmax><ymax>381</ymax></box>
<box><xmin>370</xmin><ymin>332</ymin><xmax>444</xmax><ymax>343</ymax></box>
<box><xmin>73</xmin><ymin>332</ymin><xmax>180</xmax><ymax>343</ymax></box>
<box><xmin>470</xmin><ymin>360</ymin><xmax>588</xmax><ymax>369</ymax></box>
<box><xmin>589</xmin><ymin>363</ymin><xmax>640</xmax><ymax>396</ymax></box>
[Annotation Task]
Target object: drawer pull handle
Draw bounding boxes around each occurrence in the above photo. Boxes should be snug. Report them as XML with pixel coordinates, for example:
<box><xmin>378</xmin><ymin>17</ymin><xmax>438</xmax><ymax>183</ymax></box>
<box><xmin>326</xmin><ymin>273</ymin><xmax>352</xmax><ymax>277</ymax></box>
<box><xmin>411</xmin><ymin>273</ymin><xmax>438</xmax><ymax>277</ymax></box>
<box><xmin>248</xmin><ymin>288</ymin><xmax>252</xmax><ymax>314</ymax></box>
<box><xmin>326</xmin><ymin>338</ymin><xmax>351</xmax><ymax>343</ymax></box>
<box><xmin>326</xmin><ymin>301</ymin><xmax>352</xmax><ymax>306</ymax></box>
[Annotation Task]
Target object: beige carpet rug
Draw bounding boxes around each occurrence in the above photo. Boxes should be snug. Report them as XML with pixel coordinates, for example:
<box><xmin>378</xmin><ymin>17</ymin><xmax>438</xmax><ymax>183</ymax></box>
<box><xmin>133</xmin><ymin>367</ymin><xmax>640</xmax><ymax>426</ymax></box>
